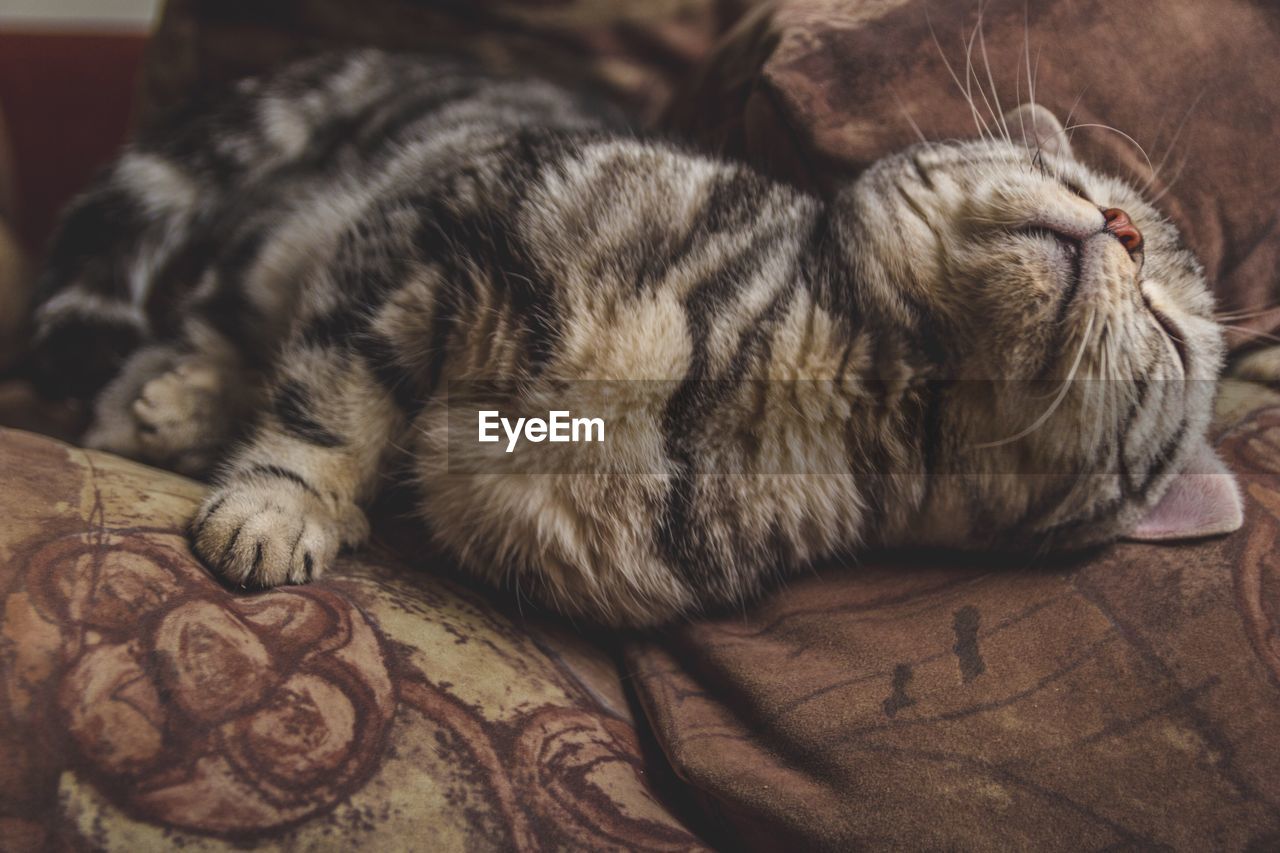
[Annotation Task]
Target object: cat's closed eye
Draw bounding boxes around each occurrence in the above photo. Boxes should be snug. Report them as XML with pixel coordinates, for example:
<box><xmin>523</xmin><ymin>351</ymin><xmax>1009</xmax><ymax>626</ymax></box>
<box><xmin>1063</xmin><ymin>180</ymin><xmax>1092</xmax><ymax>202</ymax></box>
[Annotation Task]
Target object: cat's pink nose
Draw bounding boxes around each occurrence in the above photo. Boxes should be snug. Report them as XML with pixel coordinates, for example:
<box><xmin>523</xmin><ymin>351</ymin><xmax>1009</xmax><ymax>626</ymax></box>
<box><xmin>1102</xmin><ymin>207</ymin><xmax>1143</xmax><ymax>256</ymax></box>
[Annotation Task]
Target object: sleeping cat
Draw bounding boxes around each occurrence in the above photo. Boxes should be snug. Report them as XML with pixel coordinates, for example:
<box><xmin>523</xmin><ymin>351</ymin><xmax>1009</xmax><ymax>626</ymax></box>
<box><xmin>27</xmin><ymin>50</ymin><xmax>1242</xmax><ymax>626</ymax></box>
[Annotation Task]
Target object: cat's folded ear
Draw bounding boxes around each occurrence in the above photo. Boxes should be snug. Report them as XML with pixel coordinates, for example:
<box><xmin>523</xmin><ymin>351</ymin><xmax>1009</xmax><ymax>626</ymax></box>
<box><xmin>1126</xmin><ymin>438</ymin><xmax>1244</xmax><ymax>542</ymax></box>
<box><xmin>1004</xmin><ymin>103</ymin><xmax>1072</xmax><ymax>160</ymax></box>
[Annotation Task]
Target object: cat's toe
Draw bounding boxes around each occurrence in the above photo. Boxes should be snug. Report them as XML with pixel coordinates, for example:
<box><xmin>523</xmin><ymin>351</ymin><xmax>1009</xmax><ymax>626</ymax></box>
<box><xmin>134</xmin><ymin>369</ymin><xmax>200</xmax><ymax>434</ymax></box>
<box><xmin>132</xmin><ymin>363</ymin><xmax>231</xmax><ymax>474</ymax></box>
<box><xmin>190</xmin><ymin>483</ymin><xmax>345</xmax><ymax>587</ymax></box>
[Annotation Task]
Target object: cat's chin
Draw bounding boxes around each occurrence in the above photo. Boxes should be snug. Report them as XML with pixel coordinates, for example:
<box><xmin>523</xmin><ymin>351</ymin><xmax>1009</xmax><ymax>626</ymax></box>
<box><xmin>1124</xmin><ymin>438</ymin><xmax>1243</xmax><ymax>543</ymax></box>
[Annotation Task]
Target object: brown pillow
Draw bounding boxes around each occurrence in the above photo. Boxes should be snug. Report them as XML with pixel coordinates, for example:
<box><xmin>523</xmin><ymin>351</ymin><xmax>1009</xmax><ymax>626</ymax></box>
<box><xmin>666</xmin><ymin>0</ymin><xmax>1280</xmax><ymax>349</ymax></box>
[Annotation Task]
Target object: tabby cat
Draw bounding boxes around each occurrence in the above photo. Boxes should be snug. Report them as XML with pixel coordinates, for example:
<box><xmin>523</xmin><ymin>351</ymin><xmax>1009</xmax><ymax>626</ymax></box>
<box><xmin>28</xmin><ymin>50</ymin><xmax>1241</xmax><ymax>626</ymax></box>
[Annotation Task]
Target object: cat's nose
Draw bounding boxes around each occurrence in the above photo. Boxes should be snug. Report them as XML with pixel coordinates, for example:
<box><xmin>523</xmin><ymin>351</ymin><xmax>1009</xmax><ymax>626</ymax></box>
<box><xmin>1102</xmin><ymin>207</ymin><xmax>1143</xmax><ymax>256</ymax></box>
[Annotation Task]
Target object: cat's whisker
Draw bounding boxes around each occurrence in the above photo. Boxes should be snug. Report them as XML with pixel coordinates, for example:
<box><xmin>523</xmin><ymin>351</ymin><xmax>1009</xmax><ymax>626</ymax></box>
<box><xmin>927</xmin><ymin>4</ymin><xmax>994</xmax><ymax>143</ymax></box>
<box><xmin>1060</xmin><ymin>84</ymin><xmax>1091</xmax><ymax>145</ymax></box>
<box><xmin>964</xmin><ymin>6</ymin><xmax>1007</xmax><ymax>146</ymax></box>
<box><xmin>963</xmin><ymin>25</ymin><xmax>990</xmax><ymax>137</ymax></box>
<box><xmin>1219</xmin><ymin>325</ymin><xmax>1280</xmax><ymax>345</ymax></box>
<box><xmin>1083</xmin><ymin>357</ymin><xmax>1105</xmax><ymax>451</ymax></box>
<box><xmin>1026</xmin><ymin>39</ymin><xmax>1045</xmax><ymax>169</ymax></box>
<box><xmin>1146</xmin><ymin>149</ymin><xmax>1191</xmax><ymax>206</ymax></box>
<box><xmin>962</xmin><ymin>23</ymin><xmax>998</xmax><ymax>143</ymax></box>
<box><xmin>1012</xmin><ymin>54</ymin><xmax>1034</xmax><ymax>174</ymax></box>
<box><xmin>1149</xmin><ymin>319</ymin><xmax>1188</xmax><ymax>346</ymax></box>
<box><xmin>1025</xmin><ymin>10</ymin><xmax>1042</xmax><ymax>117</ymax></box>
<box><xmin>975</xmin><ymin>1</ymin><xmax>1012</xmax><ymax>144</ymax></box>
<box><xmin>1061</xmin><ymin>122</ymin><xmax>1155</xmax><ymax>183</ymax></box>
<box><xmin>1099</xmin><ymin>346</ymin><xmax>1114</xmax><ymax>441</ymax></box>
<box><xmin>1022</xmin><ymin>0</ymin><xmax>1035</xmax><ymax>115</ymax></box>
<box><xmin>1215</xmin><ymin>305</ymin><xmax>1280</xmax><ymax>322</ymax></box>
<box><xmin>970</xmin><ymin>310</ymin><xmax>1096</xmax><ymax>449</ymax></box>
<box><xmin>892</xmin><ymin>88</ymin><xmax>929</xmax><ymax>145</ymax></box>
<box><xmin>1143</xmin><ymin>88</ymin><xmax>1206</xmax><ymax>192</ymax></box>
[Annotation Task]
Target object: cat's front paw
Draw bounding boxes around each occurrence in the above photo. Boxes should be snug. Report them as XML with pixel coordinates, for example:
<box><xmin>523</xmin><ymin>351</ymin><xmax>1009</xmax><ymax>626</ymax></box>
<box><xmin>190</xmin><ymin>479</ymin><xmax>369</xmax><ymax>587</ymax></box>
<box><xmin>133</xmin><ymin>360</ymin><xmax>235</xmax><ymax>476</ymax></box>
<box><xmin>83</xmin><ymin>351</ymin><xmax>241</xmax><ymax>476</ymax></box>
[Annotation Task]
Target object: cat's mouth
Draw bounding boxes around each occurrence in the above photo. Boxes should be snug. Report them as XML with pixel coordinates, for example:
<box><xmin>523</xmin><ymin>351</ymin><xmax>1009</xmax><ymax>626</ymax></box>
<box><xmin>1142</xmin><ymin>294</ymin><xmax>1190</xmax><ymax>374</ymax></box>
<box><xmin>1065</xmin><ymin>231</ymin><xmax>1186</xmax><ymax>373</ymax></box>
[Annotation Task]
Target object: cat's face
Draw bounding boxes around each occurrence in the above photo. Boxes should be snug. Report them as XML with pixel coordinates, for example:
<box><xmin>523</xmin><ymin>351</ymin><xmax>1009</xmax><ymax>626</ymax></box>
<box><xmin>839</xmin><ymin>104</ymin><xmax>1240</xmax><ymax>550</ymax></box>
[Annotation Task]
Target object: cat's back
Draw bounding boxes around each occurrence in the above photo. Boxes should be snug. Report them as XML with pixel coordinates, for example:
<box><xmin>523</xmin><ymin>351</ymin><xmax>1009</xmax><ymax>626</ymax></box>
<box><xmin>133</xmin><ymin>50</ymin><xmax>623</xmax><ymax>200</ymax></box>
<box><xmin>28</xmin><ymin>49</ymin><xmax>632</xmax><ymax>396</ymax></box>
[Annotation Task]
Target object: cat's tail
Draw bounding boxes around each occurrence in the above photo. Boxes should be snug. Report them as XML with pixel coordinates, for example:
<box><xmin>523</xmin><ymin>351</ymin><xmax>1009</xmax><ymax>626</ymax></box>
<box><xmin>20</xmin><ymin>287</ymin><xmax>147</xmax><ymax>400</ymax></box>
<box><xmin>19</xmin><ymin>193</ymin><xmax>150</xmax><ymax>399</ymax></box>
<box><xmin>19</xmin><ymin>152</ymin><xmax>195</xmax><ymax>399</ymax></box>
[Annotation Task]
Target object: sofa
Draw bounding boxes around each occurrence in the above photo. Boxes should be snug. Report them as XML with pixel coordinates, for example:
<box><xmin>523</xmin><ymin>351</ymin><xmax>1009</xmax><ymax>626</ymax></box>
<box><xmin>2</xmin><ymin>1</ymin><xmax>1278</xmax><ymax>849</ymax></box>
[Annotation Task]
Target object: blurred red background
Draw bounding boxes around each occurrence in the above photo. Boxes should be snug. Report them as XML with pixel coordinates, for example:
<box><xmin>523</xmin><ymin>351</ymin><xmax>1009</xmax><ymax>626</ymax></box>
<box><xmin>0</xmin><ymin>30</ymin><xmax>147</xmax><ymax>254</ymax></box>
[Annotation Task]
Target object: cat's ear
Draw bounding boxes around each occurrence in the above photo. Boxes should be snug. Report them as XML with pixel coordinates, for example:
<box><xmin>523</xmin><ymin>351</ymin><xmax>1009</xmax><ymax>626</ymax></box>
<box><xmin>1126</xmin><ymin>438</ymin><xmax>1244</xmax><ymax>542</ymax></box>
<box><xmin>1004</xmin><ymin>103</ymin><xmax>1072</xmax><ymax>160</ymax></box>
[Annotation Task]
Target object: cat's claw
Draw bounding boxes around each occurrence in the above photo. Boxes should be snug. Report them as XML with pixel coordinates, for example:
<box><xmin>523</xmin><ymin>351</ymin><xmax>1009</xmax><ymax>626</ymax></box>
<box><xmin>190</xmin><ymin>480</ymin><xmax>369</xmax><ymax>587</ymax></box>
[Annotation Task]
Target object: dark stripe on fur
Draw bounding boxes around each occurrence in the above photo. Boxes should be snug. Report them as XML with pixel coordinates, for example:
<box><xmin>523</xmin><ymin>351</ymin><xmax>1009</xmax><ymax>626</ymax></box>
<box><xmin>272</xmin><ymin>379</ymin><xmax>345</xmax><ymax>447</ymax></box>
<box><xmin>657</xmin><ymin>213</ymin><xmax>794</xmax><ymax>589</ymax></box>
<box><xmin>356</xmin><ymin>332</ymin><xmax>426</xmax><ymax>415</ymax></box>
<box><xmin>242</xmin><ymin>463</ymin><xmax>321</xmax><ymax>497</ymax></box>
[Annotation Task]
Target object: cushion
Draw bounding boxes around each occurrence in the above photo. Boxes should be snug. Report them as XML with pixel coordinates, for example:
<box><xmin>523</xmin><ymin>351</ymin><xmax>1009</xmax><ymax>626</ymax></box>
<box><xmin>0</xmin><ymin>428</ymin><xmax>706</xmax><ymax>850</ymax></box>
<box><xmin>665</xmin><ymin>0</ymin><xmax>1280</xmax><ymax>349</ymax></box>
<box><xmin>141</xmin><ymin>0</ymin><xmax>759</xmax><ymax>128</ymax></box>
<box><xmin>624</xmin><ymin>386</ymin><xmax>1280</xmax><ymax>849</ymax></box>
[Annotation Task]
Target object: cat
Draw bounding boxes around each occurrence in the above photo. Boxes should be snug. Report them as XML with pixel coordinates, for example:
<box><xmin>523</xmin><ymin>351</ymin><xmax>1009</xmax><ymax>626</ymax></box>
<box><xmin>27</xmin><ymin>50</ymin><xmax>1242</xmax><ymax>627</ymax></box>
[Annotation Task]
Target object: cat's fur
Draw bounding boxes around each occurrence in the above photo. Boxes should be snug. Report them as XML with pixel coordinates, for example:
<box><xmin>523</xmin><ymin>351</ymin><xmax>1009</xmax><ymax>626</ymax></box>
<box><xmin>28</xmin><ymin>50</ymin><xmax>1239</xmax><ymax>626</ymax></box>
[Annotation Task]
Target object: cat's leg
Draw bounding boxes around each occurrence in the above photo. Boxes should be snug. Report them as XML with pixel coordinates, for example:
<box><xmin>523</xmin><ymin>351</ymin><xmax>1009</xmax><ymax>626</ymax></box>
<box><xmin>189</xmin><ymin>343</ymin><xmax>405</xmax><ymax>587</ymax></box>
<box><xmin>83</xmin><ymin>325</ymin><xmax>259</xmax><ymax>476</ymax></box>
<box><xmin>83</xmin><ymin>345</ymin><xmax>183</xmax><ymax>461</ymax></box>
<box><xmin>130</xmin><ymin>353</ymin><xmax>256</xmax><ymax>476</ymax></box>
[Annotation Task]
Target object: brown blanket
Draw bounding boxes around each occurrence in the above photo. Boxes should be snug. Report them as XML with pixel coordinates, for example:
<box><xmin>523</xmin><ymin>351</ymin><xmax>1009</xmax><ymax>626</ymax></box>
<box><xmin>625</xmin><ymin>2</ymin><xmax>1280</xmax><ymax>846</ymax></box>
<box><xmin>625</xmin><ymin>391</ymin><xmax>1280</xmax><ymax>849</ymax></box>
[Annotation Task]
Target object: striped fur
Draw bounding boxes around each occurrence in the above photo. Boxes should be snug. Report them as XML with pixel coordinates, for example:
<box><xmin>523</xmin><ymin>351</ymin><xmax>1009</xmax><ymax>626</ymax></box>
<box><xmin>30</xmin><ymin>51</ymin><xmax>1227</xmax><ymax>626</ymax></box>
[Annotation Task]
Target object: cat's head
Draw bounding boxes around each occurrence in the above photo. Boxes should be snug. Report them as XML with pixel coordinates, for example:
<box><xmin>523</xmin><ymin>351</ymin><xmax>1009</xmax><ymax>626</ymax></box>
<box><xmin>835</xmin><ymin>103</ymin><xmax>1242</xmax><ymax>550</ymax></box>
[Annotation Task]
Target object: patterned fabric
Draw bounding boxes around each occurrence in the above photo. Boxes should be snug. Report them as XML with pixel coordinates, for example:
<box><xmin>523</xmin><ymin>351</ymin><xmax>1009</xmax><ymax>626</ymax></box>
<box><xmin>141</xmin><ymin>0</ymin><xmax>755</xmax><ymax>127</ymax></box>
<box><xmin>624</xmin><ymin>392</ymin><xmax>1280</xmax><ymax>849</ymax></box>
<box><xmin>8</xmin><ymin>1</ymin><xmax>1280</xmax><ymax>848</ymax></box>
<box><xmin>0</xmin><ymin>429</ymin><xmax>706</xmax><ymax>851</ymax></box>
<box><xmin>665</xmin><ymin>0</ymin><xmax>1280</xmax><ymax>348</ymax></box>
